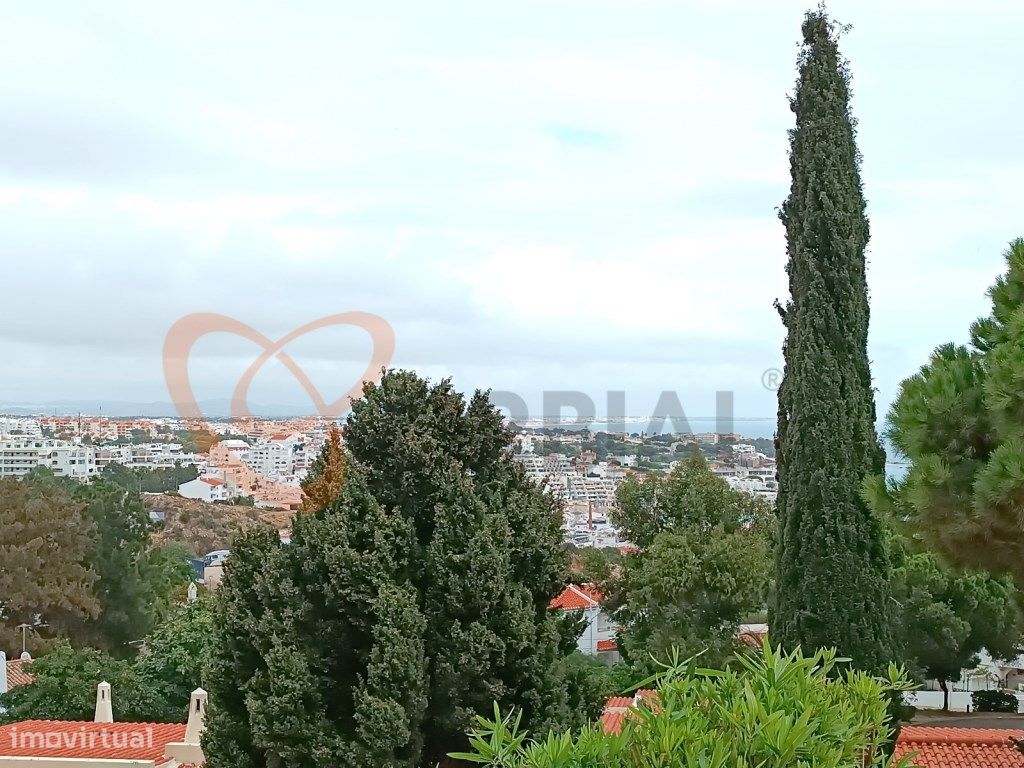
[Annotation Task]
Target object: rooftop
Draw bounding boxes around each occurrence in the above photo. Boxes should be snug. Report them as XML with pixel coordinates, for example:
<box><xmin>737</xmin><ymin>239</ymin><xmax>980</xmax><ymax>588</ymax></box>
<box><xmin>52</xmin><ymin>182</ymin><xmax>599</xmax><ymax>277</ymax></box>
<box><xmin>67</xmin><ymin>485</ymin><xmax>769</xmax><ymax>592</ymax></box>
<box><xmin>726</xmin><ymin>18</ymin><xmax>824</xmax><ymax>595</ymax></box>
<box><xmin>5</xmin><ymin>657</ymin><xmax>34</xmax><ymax>689</ymax></box>
<box><xmin>549</xmin><ymin>583</ymin><xmax>603</xmax><ymax>610</ymax></box>
<box><xmin>893</xmin><ymin>726</ymin><xmax>1024</xmax><ymax>768</ymax></box>
<box><xmin>0</xmin><ymin>720</ymin><xmax>186</xmax><ymax>762</ymax></box>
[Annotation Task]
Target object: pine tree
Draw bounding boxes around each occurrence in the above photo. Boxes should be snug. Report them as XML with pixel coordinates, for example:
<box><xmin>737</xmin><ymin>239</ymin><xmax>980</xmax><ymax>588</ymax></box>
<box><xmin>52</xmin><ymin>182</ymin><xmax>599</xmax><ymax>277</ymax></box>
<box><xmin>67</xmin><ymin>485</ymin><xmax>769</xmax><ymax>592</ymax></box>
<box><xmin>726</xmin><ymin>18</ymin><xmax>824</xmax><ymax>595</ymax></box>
<box><xmin>874</xmin><ymin>239</ymin><xmax>1024</xmax><ymax>588</ymax></box>
<box><xmin>203</xmin><ymin>371</ymin><xmax>574</xmax><ymax>767</ymax></box>
<box><xmin>772</xmin><ymin>9</ymin><xmax>895</xmax><ymax>671</ymax></box>
<box><xmin>0</xmin><ymin>472</ymin><xmax>98</xmax><ymax>652</ymax></box>
<box><xmin>69</xmin><ymin>479</ymin><xmax>191</xmax><ymax>654</ymax></box>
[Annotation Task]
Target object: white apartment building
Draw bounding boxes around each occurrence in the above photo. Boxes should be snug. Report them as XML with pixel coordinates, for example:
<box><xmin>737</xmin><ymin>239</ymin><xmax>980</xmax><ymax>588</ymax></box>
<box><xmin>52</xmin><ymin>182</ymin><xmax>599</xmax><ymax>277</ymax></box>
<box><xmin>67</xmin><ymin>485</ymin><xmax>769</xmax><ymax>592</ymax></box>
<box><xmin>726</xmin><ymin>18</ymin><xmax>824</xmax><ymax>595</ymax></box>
<box><xmin>245</xmin><ymin>440</ymin><xmax>296</xmax><ymax>478</ymax></box>
<box><xmin>725</xmin><ymin>473</ymin><xmax>778</xmax><ymax>504</ymax></box>
<box><xmin>567</xmin><ymin>475</ymin><xmax>617</xmax><ymax>504</ymax></box>
<box><xmin>514</xmin><ymin>453</ymin><xmax>575</xmax><ymax>480</ymax></box>
<box><xmin>0</xmin><ymin>438</ymin><xmax>97</xmax><ymax>480</ymax></box>
<box><xmin>0</xmin><ymin>417</ymin><xmax>43</xmax><ymax>439</ymax></box>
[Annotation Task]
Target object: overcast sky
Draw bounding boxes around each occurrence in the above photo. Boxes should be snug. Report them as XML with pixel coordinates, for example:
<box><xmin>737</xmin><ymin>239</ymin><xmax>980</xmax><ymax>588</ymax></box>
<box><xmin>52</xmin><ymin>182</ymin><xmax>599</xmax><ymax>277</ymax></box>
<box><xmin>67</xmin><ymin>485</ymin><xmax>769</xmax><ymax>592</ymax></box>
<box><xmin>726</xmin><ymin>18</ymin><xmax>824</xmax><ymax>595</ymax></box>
<box><xmin>1</xmin><ymin>1</ymin><xmax>1021</xmax><ymax>421</ymax></box>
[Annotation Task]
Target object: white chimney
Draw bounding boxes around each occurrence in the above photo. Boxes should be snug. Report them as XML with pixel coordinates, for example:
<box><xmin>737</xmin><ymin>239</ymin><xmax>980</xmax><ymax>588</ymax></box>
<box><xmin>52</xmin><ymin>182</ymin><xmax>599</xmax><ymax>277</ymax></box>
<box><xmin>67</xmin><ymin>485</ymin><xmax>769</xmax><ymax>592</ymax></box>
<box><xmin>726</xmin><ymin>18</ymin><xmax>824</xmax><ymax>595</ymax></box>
<box><xmin>0</xmin><ymin>651</ymin><xmax>8</xmax><ymax>695</ymax></box>
<box><xmin>184</xmin><ymin>688</ymin><xmax>207</xmax><ymax>744</ymax></box>
<box><xmin>94</xmin><ymin>681</ymin><xmax>113</xmax><ymax>723</ymax></box>
<box><xmin>164</xmin><ymin>688</ymin><xmax>207</xmax><ymax>765</ymax></box>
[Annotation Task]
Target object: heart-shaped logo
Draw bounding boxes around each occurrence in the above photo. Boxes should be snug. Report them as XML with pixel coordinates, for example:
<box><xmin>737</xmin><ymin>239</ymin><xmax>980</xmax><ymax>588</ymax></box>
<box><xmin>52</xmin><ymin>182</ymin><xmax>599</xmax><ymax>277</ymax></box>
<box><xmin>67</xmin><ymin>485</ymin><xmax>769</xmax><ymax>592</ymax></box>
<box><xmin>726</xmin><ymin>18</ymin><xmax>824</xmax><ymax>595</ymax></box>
<box><xmin>162</xmin><ymin>312</ymin><xmax>395</xmax><ymax>422</ymax></box>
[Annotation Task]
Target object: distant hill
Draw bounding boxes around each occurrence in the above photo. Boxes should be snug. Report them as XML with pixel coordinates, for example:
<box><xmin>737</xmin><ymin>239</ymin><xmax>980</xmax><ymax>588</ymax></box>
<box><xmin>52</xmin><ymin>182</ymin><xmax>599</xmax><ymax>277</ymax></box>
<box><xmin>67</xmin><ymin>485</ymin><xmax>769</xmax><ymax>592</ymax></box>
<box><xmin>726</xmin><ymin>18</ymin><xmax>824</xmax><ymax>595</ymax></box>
<box><xmin>145</xmin><ymin>495</ymin><xmax>293</xmax><ymax>555</ymax></box>
<box><xmin>0</xmin><ymin>398</ymin><xmax>319</xmax><ymax>418</ymax></box>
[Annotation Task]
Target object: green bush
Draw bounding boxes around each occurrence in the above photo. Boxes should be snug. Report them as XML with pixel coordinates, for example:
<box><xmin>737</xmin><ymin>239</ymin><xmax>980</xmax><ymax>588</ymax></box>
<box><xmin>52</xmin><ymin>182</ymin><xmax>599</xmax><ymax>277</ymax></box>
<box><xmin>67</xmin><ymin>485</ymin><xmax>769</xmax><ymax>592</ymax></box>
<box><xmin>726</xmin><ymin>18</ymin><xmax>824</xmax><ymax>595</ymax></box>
<box><xmin>451</xmin><ymin>643</ymin><xmax>917</xmax><ymax>768</ymax></box>
<box><xmin>971</xmin><ymin>689</ymin><xmax>1019</xmax><ymax>713</ymax></box>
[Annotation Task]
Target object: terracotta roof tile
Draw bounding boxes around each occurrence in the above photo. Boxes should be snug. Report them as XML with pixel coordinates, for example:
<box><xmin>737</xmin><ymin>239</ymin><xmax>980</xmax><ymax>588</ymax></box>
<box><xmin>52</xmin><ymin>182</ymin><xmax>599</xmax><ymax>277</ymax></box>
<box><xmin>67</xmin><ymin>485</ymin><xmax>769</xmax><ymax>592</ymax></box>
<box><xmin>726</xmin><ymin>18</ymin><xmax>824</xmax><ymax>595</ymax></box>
<box><xmin>5</xmin><ymin>659</ymin><xmax>34</xmax><ymax>689</ymax></box>
<box><xmin>600</xmin><ymin>710</ymin><xmax>625</xmax><ymax>734</ymax></box>
<box><xmin>893</xmin><ymin>726</ymin><xmax>1024</xmax><ymax>768</ymax></box>
<box><xmin>0</xmin><ymin>720</ymin><xmax>186</xmax><ymax>762</ymax></box>
<box><xmin>549</xmin><ymin>583</ymin><xmax>603</xmax><ymax>610</ymax></box>
<box><xmin>604</xmin><ymin>696</ymin><xmax>633</xmax><ymax>712</ymax></box>
<box><xmin>738</xmin><ymin>629</ymin><xmax>768</xmax><ymax>647</ymax></box>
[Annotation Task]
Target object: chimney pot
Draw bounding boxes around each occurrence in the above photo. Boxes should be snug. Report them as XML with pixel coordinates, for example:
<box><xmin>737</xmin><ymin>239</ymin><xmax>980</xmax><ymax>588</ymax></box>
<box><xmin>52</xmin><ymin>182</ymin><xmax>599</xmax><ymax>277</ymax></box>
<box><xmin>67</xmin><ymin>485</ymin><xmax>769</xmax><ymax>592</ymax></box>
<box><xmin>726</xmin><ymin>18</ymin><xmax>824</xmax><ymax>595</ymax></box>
<box><xmin>94</xmin><ymin>681</ymin><xmax>113</xmax><ymax>723</ymax></box>
<box><xmin>184</xmin><ymin>688</ymin><xmax>208</xmax><ymax>744</ymax></box>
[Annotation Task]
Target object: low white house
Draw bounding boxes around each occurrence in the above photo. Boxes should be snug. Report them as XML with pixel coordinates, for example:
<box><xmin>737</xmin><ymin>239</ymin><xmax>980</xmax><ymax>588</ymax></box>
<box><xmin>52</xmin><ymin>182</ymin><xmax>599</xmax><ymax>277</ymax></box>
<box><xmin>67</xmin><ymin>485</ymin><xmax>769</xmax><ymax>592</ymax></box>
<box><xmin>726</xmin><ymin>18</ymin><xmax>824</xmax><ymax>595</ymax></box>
<box><xmin>0</xmin><ymin>682</ymin><xmax>207</xmax><ymax>766</ymax></box>
<box><xmin>177</xmin><ymin>476</ymin><xmax>230</xmax><ymax>503</ymax></box>
<box><xmin>550</xmin><ymin>584</ymin><xmax>620</xmax><ymax>662</ymax></box>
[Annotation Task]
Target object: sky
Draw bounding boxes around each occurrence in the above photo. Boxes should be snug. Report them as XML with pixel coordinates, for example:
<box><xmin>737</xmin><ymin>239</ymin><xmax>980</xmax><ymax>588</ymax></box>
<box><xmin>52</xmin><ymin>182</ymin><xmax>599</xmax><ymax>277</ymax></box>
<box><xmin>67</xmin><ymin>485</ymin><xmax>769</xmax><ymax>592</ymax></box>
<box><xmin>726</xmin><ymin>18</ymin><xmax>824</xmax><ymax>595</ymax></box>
<box><xmin>1</xmin><ymin>0</ymin><xmax>1022</xmax><ymax>423</ymax></box>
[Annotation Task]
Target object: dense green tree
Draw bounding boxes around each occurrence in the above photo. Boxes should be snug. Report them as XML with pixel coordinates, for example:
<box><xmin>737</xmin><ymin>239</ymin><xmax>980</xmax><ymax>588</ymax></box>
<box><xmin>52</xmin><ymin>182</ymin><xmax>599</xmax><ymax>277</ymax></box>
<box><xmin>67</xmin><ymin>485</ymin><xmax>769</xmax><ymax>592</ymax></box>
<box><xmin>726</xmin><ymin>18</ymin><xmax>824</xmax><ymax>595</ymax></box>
<box><xmin>613</xmin><ymin>452</ymin><xmax>769</xmax><ymax>548</ymax></box>
<box><xmin>613</xmin><ymin>529</ymin><xmax>771</xmax><ymax>671</ymax></box>
<box><xmin>0</xmin><ymin>600</ymin><xmax>214</xmax><ymax>724</ymax></box>
<box><xmin>877</xmin><ymin>239</ymin><xmax>1024</xmax><ymax>588</ymax></box>
<box><xmin>101</xmin><ymin>462</ymin><xmax>199</xmax><ymax>494</ymax></box>
<box><xmin>203</xmin><ymin>467</ymin><xmax>427</xmax><ymax>767</ymax></box>
<box><xmin>0</xmin><ymin>641</ymin><xmax>133</xmax><ymax>723</ymax></box>
<box><xmin>204</xmin><ymin>371</ymin><xmax>574</xmax><ymax>767</ymax></box>
<box><xmin>892</xmin><ymin>550</ymin><xmax>1021</xmax><ymax>711</ymax></box>
<box><xmin>0</xmin><ymin>472</ymin><xmax>97</xmax><ymax>652</ymax></box>
<box><xmin>609</xmin><ymin>455</ymin><xmax>772</xmax><ymax>670</ymax></box>
<box><xmin>134</xmin><ymin>598</ymin><xmax>216</xmax><ymax>722</ymax></box>
<box><xmin>555</xmin><ymin>652</ymin><xmax>637</xmax><ymax>726</ymax></box>
<box><xmin>65</xmin><ymin>479</ymin><xmax>192</xmax><ymax>654</ymax></box>
<box><xmin>772</xmin><ymin>9</ymin><xmax>894</xmax><ymax>671</ymax></box>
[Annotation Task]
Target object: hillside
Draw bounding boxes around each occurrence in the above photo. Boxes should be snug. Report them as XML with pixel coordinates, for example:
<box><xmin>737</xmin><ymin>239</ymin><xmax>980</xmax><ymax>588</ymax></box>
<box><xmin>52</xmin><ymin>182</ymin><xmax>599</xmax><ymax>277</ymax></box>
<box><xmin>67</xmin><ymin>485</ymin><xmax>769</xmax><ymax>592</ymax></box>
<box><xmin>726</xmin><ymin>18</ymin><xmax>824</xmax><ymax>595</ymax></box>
<box><xmin>145</xmin><ymin>495</ymin><xmax>294</xmax><ymax>556</ymax></box>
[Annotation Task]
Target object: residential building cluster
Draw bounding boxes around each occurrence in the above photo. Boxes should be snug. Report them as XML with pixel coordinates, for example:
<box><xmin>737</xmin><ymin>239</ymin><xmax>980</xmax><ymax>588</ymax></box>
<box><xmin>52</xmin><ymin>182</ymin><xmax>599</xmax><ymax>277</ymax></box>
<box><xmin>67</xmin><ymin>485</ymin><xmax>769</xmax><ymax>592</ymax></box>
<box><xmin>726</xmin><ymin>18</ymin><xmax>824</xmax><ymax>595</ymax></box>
<box><xmin>512</xmin><ymin>430</ymin><xmax>778</xmax><ymax>548</ymax></box>
<box><xmin>709</xmin><ymin>443</ymin><xmax>778</xmax><ymax>504</ymax></box>
<box><xmin>0</xmin><ymin>414</ymin><xmax>332</xmax><ymax>511</ymax></box>
<box><xmin>514</xmin><ymin>442</ymin><xmax>633</xmax><ymax>548</ymax></box>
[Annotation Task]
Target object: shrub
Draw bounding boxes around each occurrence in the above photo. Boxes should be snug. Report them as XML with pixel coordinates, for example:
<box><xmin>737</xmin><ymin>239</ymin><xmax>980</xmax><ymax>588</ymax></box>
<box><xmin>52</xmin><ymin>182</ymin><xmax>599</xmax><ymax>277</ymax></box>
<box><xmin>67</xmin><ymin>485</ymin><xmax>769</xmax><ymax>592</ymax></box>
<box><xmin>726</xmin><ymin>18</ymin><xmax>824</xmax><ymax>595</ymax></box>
<box><xmin>972</xmin><ymin>689</ymin><xmax>1019</xmax><ymax>713</ymax></box>
<box><xmin>451</xmin><ymin>642</ymin><xmax>917</xmax><ymax>768</ymax></box>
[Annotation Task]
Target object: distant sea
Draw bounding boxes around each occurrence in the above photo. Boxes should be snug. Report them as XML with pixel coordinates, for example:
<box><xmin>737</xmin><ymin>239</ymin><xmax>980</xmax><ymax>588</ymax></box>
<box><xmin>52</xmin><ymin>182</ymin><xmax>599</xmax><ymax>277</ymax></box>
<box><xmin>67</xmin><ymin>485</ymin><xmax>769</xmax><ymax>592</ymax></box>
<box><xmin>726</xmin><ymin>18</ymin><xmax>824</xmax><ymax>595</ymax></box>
<box><xmin>541</xmin><ymin>417</ymin><xmax>908</xmax><ymax>481</ymax></box>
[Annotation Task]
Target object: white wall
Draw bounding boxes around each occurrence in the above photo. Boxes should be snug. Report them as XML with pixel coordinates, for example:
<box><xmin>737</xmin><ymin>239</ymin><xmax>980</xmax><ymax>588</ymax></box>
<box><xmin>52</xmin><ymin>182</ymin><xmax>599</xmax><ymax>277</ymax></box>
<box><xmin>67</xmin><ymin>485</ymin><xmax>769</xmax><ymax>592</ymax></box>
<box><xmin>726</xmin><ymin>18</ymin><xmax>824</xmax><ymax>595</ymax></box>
<box><xmin>906</xmin><ymin>690</ymin><xmax>1024</xmax><ymax>712</ymax></box>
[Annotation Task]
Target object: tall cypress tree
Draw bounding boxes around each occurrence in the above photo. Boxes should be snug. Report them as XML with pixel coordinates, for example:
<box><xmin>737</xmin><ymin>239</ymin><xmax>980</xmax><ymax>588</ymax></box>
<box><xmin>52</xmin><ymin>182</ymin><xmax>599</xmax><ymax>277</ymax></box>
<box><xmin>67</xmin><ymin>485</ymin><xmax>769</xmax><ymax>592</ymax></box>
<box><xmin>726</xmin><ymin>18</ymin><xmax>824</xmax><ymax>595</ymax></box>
<box><xmin>772</xmin><ymin>9</ymin><xmax>894</xmax><ymax>672</ymax></box>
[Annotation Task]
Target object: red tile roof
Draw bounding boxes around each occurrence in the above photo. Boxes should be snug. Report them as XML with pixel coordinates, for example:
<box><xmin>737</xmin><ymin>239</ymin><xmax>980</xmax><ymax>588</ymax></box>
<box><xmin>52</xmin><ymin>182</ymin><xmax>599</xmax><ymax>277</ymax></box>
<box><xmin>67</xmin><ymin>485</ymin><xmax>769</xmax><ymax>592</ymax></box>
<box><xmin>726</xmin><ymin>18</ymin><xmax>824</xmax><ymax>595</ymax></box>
<box><xmin>549</xmin><ymin>583</ymin><xmax>603</xmax><ymax>610</ymax></box>
<box><xmin>738</xmin><ymin>629</ymin><xmax>768</xmax><ymax>648</ymax></box>
<box><xmin>893</xmin><ymin>726</ymin><xmax>1024</xmax><ymax>768</ymax></box>
<box><xmin>604</xmin><ymin>696</ymin><xmax>633</xmax><ymax>711</ymax></box>
<box><xmin>599</xmin><ymin>690</ymin><xmax>660</xmax><ymax>733</ymax></box>
<box><xmin>5</xmin><ymin>658</ymin><xmax>34</xmax><ymax>689</ymax></box>
<box><xmin>0</xmin><ymin>721</ymin><xmax>186</xmax><ymax>762</ymax></box>
<box><xmin>600</xmin><ymin>710</ymin><xmax>626</xmax><ymax>734</ymax></box>
<box><xmin>597</xmin><ymin>639</ymin><xmax>618</xmax><ymax>652</ymax></box>
<box><xmin>200</xmin><ymin>477</ymin><xmax>225</xmax><ymax>487</ymax></box>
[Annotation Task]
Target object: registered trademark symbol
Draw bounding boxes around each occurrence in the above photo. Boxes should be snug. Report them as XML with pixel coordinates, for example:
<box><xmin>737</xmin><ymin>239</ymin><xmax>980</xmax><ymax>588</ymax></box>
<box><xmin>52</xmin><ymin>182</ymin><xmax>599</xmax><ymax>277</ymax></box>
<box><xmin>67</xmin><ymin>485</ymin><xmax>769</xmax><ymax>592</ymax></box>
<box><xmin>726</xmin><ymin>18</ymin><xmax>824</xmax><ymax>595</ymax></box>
<box><xmin>762</xmin><ymin>368</ymin><xmax>782</xmax><ymax>391</ymax></box>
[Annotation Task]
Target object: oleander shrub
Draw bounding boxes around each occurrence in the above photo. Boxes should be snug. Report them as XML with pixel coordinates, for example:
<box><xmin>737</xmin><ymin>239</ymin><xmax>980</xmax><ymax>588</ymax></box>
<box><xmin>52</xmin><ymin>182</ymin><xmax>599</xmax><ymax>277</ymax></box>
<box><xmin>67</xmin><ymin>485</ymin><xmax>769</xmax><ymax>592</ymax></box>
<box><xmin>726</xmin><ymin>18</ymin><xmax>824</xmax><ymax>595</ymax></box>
<box><xmin>451</xmin><ymin>642</ymin><xmax>917</xmax><ymax>768</ymax></box>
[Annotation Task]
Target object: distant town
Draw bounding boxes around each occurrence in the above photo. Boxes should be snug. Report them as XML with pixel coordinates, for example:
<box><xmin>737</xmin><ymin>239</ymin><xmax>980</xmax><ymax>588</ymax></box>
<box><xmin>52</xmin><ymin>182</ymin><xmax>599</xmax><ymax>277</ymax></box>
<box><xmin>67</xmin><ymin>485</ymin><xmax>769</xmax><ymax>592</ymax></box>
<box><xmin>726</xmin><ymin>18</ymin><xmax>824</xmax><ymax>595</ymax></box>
<box><xmin>0</xmin><ymin>413</ymin><xmax>776</xmax><ymax>554</ymax></box>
